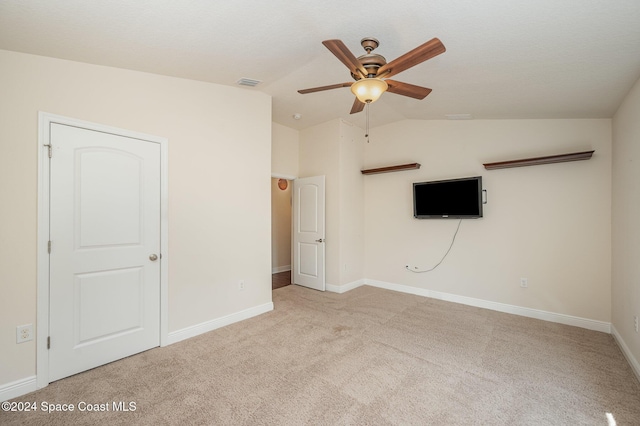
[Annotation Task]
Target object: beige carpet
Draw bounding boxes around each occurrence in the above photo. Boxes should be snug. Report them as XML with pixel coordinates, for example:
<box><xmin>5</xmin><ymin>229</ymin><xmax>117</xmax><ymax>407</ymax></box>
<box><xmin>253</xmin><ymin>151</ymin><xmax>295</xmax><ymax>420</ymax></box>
<box><xmin>3</xmin><ymin>285</ymin><xmax>640</xmax><ymax>425</ymax></box>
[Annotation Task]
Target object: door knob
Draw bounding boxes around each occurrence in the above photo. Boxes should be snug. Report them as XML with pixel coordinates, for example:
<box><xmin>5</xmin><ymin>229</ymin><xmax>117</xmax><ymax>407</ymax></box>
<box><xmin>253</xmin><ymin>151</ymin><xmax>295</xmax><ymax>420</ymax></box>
<box><xmin>149</xmin><ymin>254</ymin><xmax>158</xmax><ymax>261</ymax></box>
<box><xmin>315</xmin><ymin>238</ymin><xmax>324</xmax><ymax>243</ymax></box>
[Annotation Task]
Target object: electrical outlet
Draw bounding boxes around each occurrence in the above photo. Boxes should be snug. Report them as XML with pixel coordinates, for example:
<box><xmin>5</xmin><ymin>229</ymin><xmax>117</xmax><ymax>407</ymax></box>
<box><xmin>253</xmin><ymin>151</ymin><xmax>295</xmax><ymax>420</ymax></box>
<box><xmin>238</xmin><ymin>280</ymin><xmax>245</xmax><ymax>291</ymax></box>
<box><xmin>520</xmin><ymin>278</ymin><xmax>528</xmax><ymax>288</ymax></box>
<box><xmin>634</xmin><ymin>316</ymin><xmax>638</xmax><ymax>333</ymax></box>
<box><xmin>16</xmin><ymin>324</ymin><xmax>34</xmax><ymax>343</ymax></box>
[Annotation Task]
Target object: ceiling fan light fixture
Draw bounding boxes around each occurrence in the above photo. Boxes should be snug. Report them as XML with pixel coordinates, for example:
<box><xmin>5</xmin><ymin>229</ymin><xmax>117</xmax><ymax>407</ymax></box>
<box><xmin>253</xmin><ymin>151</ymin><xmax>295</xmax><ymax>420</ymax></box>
<box><xmin>351</xmin><ymin>78</ymin><xmax>388</xmax><ymax>103</ymax></box>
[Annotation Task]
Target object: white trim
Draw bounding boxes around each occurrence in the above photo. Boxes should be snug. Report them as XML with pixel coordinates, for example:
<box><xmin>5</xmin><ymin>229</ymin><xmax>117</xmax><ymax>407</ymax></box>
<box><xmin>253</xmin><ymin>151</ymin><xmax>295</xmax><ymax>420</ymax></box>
<box><xmin>0</xmin><ymin>376</ymin><xmax>37</xmax><ymax>402</ymax></box>
<box><xmin>272</xmin><ymin>265</ymin><xmax>291</xmax><ymax>274</ymax></box>
<box><xmin>159</xmin><ymin>128</ymin><xmax>170</xmax><ymax>348</ymax></box>
<box><xmin>36</xmin><ymin>113</ymin><xmax>51</xmax><ymax>389</ymax></box>
<box><xmin>36</xmin><ymin>112</ymin><xmax>169</xmax><ymax>389</ymax></box>
<box><xmin>271</xmin><ymin>173</ymin><xmax>297</xmax><ymax>180</ymax></box>
<box><xmin>611</xmin><ymin>325</ymin><xmax>640</xmax><ymax>384</ymax></box>
<box><xmin>167</xmin><ymin>302</ymin><xmax>274</xmax><ymax>345</ymax></box>
<box><xmin>361</xmin><ymin>279</ymin><xmax>611</xmax><ymax>333</ymax></box>
<box><xmin>326</xmin><ymin>279</ymin><xmax>365</xmax><ymax>294</ymax></box>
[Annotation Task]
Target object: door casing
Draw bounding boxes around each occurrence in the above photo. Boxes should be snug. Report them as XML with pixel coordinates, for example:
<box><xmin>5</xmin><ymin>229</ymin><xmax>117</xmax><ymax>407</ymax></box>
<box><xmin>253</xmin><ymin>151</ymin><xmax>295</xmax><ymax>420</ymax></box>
<box><xmin>36</xmin><ymin>112</ymin><xmax>169</xmax><ymax>389</ymax></box>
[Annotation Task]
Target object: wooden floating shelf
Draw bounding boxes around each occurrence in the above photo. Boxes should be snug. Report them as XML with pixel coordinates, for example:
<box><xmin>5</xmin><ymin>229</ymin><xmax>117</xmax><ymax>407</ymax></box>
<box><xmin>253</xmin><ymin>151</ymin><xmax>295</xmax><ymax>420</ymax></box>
<box><xmin>361</xmin><ymin>163</ymin><xmax>421</xmax><ymax>175</ymax></box>
<box><xmin>483</xmin><ymin>150</ymin><xmax>594</xmax><ymax>170</ymax></box>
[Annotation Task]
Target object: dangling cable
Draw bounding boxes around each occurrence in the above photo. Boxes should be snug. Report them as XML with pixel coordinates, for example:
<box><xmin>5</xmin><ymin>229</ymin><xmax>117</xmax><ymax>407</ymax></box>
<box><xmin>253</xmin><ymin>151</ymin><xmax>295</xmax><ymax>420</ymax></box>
<box><xmin>405</xmin><ymin>219</ymin><xmax>463</xmax><ymax>273</ymax></box>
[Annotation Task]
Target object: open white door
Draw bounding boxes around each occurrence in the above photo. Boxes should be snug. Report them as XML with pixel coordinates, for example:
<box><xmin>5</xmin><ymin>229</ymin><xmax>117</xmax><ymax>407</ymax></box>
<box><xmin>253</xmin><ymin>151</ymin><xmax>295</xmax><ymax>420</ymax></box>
<box><xmin>293</xmin><ymin>176</ymin><xmax>325</xmax><ymax>291</ymax></box>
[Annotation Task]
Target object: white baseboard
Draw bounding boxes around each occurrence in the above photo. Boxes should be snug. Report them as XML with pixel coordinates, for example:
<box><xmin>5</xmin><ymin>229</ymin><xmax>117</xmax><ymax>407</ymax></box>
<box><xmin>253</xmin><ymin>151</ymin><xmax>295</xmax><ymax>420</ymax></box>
<box><xmin>611</xmin><ymin>325</ymin><xmax>640</xmax><ymax>384</ymax></box>
<box><xmin>272</xmin><ymin>265</ymin><xmax>291</xmax><ymax>274</ymax></box>
<box><xmin>0</xmin><ymin>376</ymin><xmax>37</xmax><ymax>402</ymax></box>
<box><xmin>326</xmin><ymin>279</ymin><xmax>365</xmax><ymax>294</ymax></box>
<box><xmin>167</xmin><ymin>302</ymin><xmax>274</xmax><ymax>345</ymax></box>
<box><xmin>362</xmin><ymin>279</ymin><xmax>611</xmax><ymax>333</ymax></box>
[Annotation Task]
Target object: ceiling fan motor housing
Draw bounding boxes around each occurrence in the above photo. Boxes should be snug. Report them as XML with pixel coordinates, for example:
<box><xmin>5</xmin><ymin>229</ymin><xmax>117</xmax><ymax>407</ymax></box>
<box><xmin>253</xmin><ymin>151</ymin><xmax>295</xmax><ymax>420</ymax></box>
<box><xmin>351</xmin><ymin>37</ymin><xmax>387</xmax><ymax>79</ymax></box>
<box><xmin>352</xmin><ymin>53</ymin><xmax>387</xmax><ymax>79</ymax></box>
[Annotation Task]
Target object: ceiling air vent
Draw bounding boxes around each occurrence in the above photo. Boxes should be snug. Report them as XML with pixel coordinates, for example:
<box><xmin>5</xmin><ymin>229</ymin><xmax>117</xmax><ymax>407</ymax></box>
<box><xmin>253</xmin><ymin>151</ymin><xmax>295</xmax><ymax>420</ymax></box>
<box><xmin>236</xmin><ymin>78</ymin><xmax>261</xmax><ymax>87</ymax></box>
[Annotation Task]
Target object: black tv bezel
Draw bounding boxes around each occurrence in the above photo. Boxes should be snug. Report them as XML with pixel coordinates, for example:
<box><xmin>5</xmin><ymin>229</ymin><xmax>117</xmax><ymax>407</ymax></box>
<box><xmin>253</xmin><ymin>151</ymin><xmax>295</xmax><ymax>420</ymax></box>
<box><xmin>413</xmin><ymin>176</ymin><xmax>483</xmax><ymax>219</ymax></box>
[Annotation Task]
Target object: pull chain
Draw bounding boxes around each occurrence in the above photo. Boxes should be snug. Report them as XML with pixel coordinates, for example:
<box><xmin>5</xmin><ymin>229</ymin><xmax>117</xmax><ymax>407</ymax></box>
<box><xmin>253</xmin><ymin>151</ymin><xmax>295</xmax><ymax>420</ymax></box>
<box><xmin>365</xmin><ymin>101</ymin><xmax>370</xmax><ymax>143</ymax></box>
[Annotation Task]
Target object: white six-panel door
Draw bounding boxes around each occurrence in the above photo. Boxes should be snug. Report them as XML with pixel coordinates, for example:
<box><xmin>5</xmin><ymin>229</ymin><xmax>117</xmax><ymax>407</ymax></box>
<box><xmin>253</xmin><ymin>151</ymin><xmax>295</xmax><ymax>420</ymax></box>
<box><xmin>48</xmin><ymin>123</ymin><xmax>161</xmax><ymax>382</ymax></box>
<box><xmin>293</xmin><ymin>176</ymin><xmax>325</xmax><ymax>291</ymax></box>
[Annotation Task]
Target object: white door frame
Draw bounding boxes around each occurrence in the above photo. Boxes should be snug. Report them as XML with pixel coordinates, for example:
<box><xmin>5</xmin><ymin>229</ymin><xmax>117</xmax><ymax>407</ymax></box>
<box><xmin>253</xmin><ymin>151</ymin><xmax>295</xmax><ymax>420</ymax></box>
<box><xmin>36</xmin><ymin>112</ymin><xmax>169</xmax><ymax>389</ymax></box>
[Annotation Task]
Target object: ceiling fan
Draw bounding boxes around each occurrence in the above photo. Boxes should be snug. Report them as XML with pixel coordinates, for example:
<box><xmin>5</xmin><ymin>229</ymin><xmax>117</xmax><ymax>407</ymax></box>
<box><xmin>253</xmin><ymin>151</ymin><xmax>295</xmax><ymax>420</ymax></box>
<box><xmin>298</xmin><ymin>37</ymin><xmax>446</xmax><ymax>114</ymax></box>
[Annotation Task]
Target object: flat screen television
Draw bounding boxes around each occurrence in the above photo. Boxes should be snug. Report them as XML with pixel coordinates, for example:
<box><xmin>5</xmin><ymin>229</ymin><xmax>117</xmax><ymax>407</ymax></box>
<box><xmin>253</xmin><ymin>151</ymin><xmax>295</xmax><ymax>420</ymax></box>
<box><xmin>413</xmin><ymin>176</ymin><xmax>483</xmax><ymax>219</ymax></box>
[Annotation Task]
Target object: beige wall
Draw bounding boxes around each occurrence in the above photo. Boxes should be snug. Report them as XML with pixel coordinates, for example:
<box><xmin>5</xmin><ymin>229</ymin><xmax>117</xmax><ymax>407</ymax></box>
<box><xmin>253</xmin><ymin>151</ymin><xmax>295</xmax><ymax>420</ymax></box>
<box><xmin>299</xmin><ymin>119</ymin><xmax>366</xmax><ymax>287</ymax></box>
<box><xmin>299</xmin><ymin>120</ymin><xmax>341</xmax><ymax>286</ymax></box>
<box><xmin>338</xmin><ymin>121</ymin><xmax>365</xmax><ymax>285</ymax></box>
<box><xmin>271</xmin><ymin>178</ymin><xmax>292</xmax><ymax>272</ymax></box>
<box><xmin>272</xmin><ymin>122</ymin><xmax>299</xmax><ymax>178</ymax></box>
<box><xmin>0</xmin><ymin>50</ymin><xmax>272</xmax><ymax>386</ymax></box>
<box><xmin>363</xmin><ymin>119</ymin><xmax>612</xmax><ymax>322</ymax></box>
<box><xmin>612</xmin><ymin>76</ymin><xmax>640</xmax><ymax>368</ymax></box>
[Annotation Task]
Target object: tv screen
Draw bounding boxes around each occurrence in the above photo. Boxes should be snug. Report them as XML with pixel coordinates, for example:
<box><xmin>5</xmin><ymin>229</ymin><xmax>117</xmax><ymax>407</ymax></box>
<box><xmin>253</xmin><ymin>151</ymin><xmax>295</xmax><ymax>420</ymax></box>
<box><xmin>413</xmin><ymin>176</ymin><xmax>483</xmax><ymax>219</ymax></box>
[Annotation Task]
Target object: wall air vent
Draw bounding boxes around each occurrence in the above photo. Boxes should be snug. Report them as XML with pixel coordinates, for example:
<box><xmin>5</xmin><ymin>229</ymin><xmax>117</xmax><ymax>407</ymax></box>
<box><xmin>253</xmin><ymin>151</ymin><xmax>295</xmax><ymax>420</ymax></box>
<box><xmin>236</xmin><ymin>78</ymin><xmax>262</xmax><ymax>87</ymax></box>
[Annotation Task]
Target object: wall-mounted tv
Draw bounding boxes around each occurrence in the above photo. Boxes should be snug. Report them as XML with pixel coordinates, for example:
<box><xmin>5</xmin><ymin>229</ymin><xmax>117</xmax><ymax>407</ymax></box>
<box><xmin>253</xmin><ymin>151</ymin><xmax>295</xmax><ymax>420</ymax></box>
<box><xmin>413</xmin><ymin>176</ymin><xmax>483</xmax><ymax>219</ymax></box>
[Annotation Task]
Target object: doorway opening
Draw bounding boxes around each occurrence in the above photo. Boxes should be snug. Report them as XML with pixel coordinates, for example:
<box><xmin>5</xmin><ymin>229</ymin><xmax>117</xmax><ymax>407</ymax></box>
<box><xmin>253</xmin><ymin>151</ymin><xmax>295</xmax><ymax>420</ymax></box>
<box><xmin>271</xmin><ymin>177</ymin><xmax>292</xmax><ymax>290</ymax></box>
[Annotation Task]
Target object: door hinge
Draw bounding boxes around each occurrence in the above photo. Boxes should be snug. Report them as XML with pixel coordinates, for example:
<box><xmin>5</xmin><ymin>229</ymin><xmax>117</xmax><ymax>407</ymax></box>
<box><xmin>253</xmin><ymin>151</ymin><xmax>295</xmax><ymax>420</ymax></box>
<box><xmin>47</xmin><ymin>240</ymin><xmax>52</xmax><ymax>254</ymax></box>
<box><xmin>44</xmin><ymin>144</ymin><xmax>52</xmax><ymax>158</ymax></box>
<box><xmin>47</xmin><ymin>336</ymin><xmax>50</xmax><ymax>349</ymax></box>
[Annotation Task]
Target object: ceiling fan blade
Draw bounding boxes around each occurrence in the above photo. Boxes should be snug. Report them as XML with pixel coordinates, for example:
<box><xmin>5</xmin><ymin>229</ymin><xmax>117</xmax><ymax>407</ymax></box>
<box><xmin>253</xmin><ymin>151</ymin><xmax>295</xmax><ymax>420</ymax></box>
<box><xmin>386</xmin><ymin>80</ymin><xmax>432</xmax><ymax>99</ymax></box>
<box><xmin>298</xmin><ymin>82</ymin><xmax>353</xmax><ymax>94</ymax></box>
<box><xmin>377</xmin><ymin>38</ymin><xmax>446</xmax><ymax>79</ymax></box>
<box><xmin>350</xmin><ymin>97</ymin><xmax>366</xmax><ymax>114</ymax></box>
<box><xmin>322</xmin><ymin>39</ymin><xmax>368</xmax><ymax>78</ymax></box>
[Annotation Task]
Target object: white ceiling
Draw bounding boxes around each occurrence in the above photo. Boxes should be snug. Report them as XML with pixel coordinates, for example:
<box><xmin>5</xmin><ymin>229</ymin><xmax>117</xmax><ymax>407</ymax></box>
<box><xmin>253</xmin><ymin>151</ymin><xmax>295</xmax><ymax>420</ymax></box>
<box><xmin>2</xmin><ymin>0</ymin><xmax>640</xmax><ymax>131</ymax></box>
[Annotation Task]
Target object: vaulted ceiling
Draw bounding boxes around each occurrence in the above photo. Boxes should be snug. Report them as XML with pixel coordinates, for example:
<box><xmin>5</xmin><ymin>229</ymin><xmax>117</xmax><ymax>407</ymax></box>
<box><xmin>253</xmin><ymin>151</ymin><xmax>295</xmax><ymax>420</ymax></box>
<box><xmin>2</xmin><ymin>1</ymin><xmax>639</xmax><ymax>131</ymax></box>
